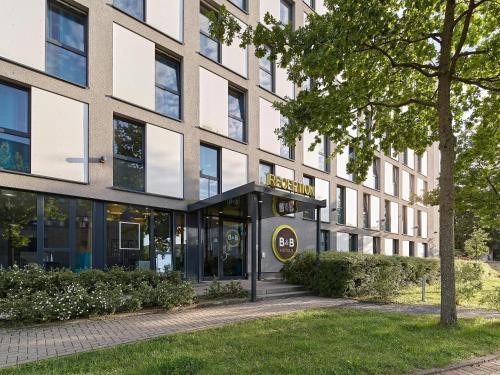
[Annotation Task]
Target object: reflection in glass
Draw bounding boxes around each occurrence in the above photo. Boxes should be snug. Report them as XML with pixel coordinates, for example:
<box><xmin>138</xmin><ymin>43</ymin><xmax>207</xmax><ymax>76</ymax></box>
<box><xmin>155</xmin><ymin>54</ymin><xmax>181</xmax><ymax>119</ymax></box>
<box><xmin>174</xmin><ymin>214</ymin><xmax>186</xmax><ymax>274</ymax></box>
<box><xmin>44</xmin><ymin>197</ymin><xmax>69</xmax><ymax>249</ymax></box>
<box><xmin>259</xmin><ymin>48</ymin><xmax>273</xmax><ymax>91</ymax></box>
<box><xmin>222</xmin><ymin>221</ymin><xmax>244</xmax><ymax>277</ymax></box>
<box><xmin>106</xmin><ymin>204</ymin><xmax>150</xmax><ymax>269</ymax></box>
<box><xmin>0</xmin><ymin>134</ymin><xmax>30</xmax><ymax>173</ymax></box>
<box><xmin>113</xmin><ymin>0</ymin><xmax>144</xmax><ymax>20</ymax></box>
<box><xmin>259</xmin><ymin>163</ymin><xmax>272</xmax><ymax>185</ymax></box>
<box><xmin>75</xmin><ymin>200</ymin><xmax>92</xmax><ymax>270</ymax></box>
<box><xmin>204</xmin><ymin>216</ymin><xmax>219</xmax><ymax>278</ymax></box>
<box><xmin>200</xmin><ymin>145</ymin><xmax>219</xmax><ymax>199</ymax></box>
<box><xmin>228</xmin><ymin>91</ymin><xmax>245</xmax><ymax>142</ymax></box>
<box><xmin>154</xmin><ymin>212</ymin><xmax>172</xmax><ymax>272</ymax></box>
<box><xmin>46</xmin><ymin>43</ymin><xmax>87</xmax><ymax>86</ymax></box>
<box><xmin>0</xmin><ymin>189</ymin><xmax>37</xmax><ymax>268</ymax></box>
<box><xmin>200</xmin><ymin>8</ymin><xmax>220</xmax><ymax>62</ymax></box>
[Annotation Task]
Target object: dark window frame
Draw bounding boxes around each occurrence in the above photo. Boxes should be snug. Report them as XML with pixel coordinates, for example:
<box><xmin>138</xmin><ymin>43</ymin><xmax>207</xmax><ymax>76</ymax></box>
<box><xmin>384</xmin><ymin>200</ymin><xmax>391</xmax><ymax>231</ymax></box>
<box><xmin>228</xmin><ymin>88</ymin><xmax>246</xmax><ymax>142</ymax></box>
<box><xmin>258</xmin><ymin>161</ymin><xmax>274</xmax><ymax>185</ymax></box>
<box><xmin>155</xmin><ymin>51</ymin><xmax>182</xmax><ymax>120</ymax></box>
<box><xmin>303</xmin><ymin>0</ymin><xmax>315</xmax><ymax>10</ymax></box>
<box><xmin>200</xmin><ymin>5</ymin><xmax>222</xmax><ymax>63</ymax></box>
<box><xmin>336</xmin><ymin>185</ymin><xmax>346</xmax><ymax>225</ymax></box>
<box><xmin>229</xmin><ymin>0</ymin><xmax>247</xmax><ymax>11</ymax></box>
<box><xmin>0</xmin><ymin>80</ymin><xmax>32</xmax><ymax>174</ymax></box>
<box><xmin>393</xmin><ymin>239</ymin><xmax>399</xmax><ymax>255</ymax></box>
<box><xmin>348</xmin><ymin>233</ymin><xmax>358</xmax><ymax>252</ymax></box>
<box><xmin>113</xmin><ymin>0</ymin><xmax>146</xmax><ymax>21</ymax></box>
<box><xmin>362</xmin><ymin>193</ymin><xmax>370</xmax><ymax>229</ymax></box>
<box><xmin>46</xmin><ymin>0</ymin><xmax>88</xmax><ymax>86</ymax></box>
<box><xmin>373</xmin><ymin>236</ymin><xmax>380</xmax><ymax>254</ymax></box>
<box><xmin>112</xmin><ymin>117</ymin><xmax>146</xmax><ymax>192</ymax></box>
<box><xmin>199</xmin><ymin>144</ymin><xmax>221</xmax><ymax>199</ymax></box>
<box><xmin>320</xmin><ymin>229</ymin><xmax>329</xmax><ymax>251</ymax></box>
<box><xmin>393</xmin><ymin>165</ymin><xmax>399</xmax><ymax>197</ymax></box>
<box><xmin>259</xmin><ymin>46</ymin><xmax>275</xmax><ymax>92</ymax></box>
<box><xmin>280</xmin><ymin>0</ymin><xmax>293</xmax><ymax>27</ymax></box>
<box><xmin>402</xmin><ymin>205</ymin><xmax>408</xmax><ymax>234</ymax></box>
<box><xmin>373</xmin><ymin>157</ymin><xmax>380</xmax><ymax>190</ymax></box>
<box><xmin>303</xmin><ymin>174</ymin><xmax>315</xmax><ymax>220</ymax></box>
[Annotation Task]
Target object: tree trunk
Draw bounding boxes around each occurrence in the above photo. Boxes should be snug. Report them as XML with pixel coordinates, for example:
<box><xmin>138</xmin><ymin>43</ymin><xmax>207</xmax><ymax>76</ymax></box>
<box><xmin>437</xmin><ymin>0</ymin><xmax>458</xmax><ymax>326</ymax></box>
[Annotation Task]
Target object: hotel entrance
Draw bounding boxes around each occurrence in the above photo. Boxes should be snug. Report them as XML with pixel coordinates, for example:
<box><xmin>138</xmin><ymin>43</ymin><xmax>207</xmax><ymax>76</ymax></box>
<box><xmin>204</xmin><ymin>216</ymin><xmax>246</xmax><ymax>279</ymax></box>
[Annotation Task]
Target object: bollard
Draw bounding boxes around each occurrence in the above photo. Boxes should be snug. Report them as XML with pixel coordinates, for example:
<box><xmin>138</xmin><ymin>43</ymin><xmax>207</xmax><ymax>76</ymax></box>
<box><xmin>421</xmin><ymin>274</ymin><xmax>426</xmax><ymax>302</ymax></box>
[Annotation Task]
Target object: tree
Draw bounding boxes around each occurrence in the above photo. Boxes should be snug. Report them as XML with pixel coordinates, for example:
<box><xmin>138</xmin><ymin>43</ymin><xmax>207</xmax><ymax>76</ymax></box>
<box><xmin>211</xmin><ymin>0</ymin><xmax>499</xmax><ymax>325</ymax></box>
<box><xmin>464</xmin><ymin>227</ymin><xmax>491</xmax><ymax>258</ymax></box>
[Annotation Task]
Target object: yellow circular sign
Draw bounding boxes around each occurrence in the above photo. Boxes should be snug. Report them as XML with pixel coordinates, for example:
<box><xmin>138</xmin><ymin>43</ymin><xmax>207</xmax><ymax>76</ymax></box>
<box><xmin>271</xmin><ymin>225</ymin><xmax>299</xmax><ymax>262</ymax></box>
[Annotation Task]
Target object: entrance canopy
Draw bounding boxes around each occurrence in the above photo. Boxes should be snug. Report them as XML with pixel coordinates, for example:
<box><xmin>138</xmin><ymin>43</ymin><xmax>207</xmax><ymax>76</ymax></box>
<box><xmin>187</xmin><ymin>182</ymin><xmax>326</xmax><ymax>216</ymax></box>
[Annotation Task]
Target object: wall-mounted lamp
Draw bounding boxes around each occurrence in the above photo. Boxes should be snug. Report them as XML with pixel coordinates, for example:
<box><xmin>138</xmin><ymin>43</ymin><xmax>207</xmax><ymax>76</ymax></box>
<box><xmin>99</xmin><ymin>156</ymin><xmax>107</xmax><ymax>163</ymax></box>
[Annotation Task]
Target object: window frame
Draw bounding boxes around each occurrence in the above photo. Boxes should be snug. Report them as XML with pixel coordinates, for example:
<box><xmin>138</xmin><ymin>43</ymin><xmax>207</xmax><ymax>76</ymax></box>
<box><xmin>155</xmin><ymin>51</ymin><xmax>182</xmax><ymax>120</ymax></box>
<box><xmin>199</xmin><ymin>144</ymin><xmax>221</xmax><ymax>199</ymax></box>
<box><xmin>0</xmin><ymin>80</ymin><xmax>32</xmax><ymax>174</ymax></box>
<box><xmin>336</xmin><ymin>185</ymin><xmax>346</xmax><ymax>225</ymax></box>
<box><xmin>258</xmin><ymin>161</ymin><xmax>274</xmax><ymax>185</ymax></box>
<box><xmin>112</xmin><ymin>117</ymin><xmax>146</xmax><ymax>192</ymax></box>
<box><xmin>348</xmin><ymin>233</ymin><xmax>358</xmax><ymax>252</ymax></box>
<box><xmin>200</xmin><ymin>5</ymin><xmax>222</xmax><ymax>63</ymax></box>
<box><xmin>384</xmin><ymin>200</ymin><xmax>391</xmax><ymax>231</ymax></box>
<box><xmin>259</xmin><ymin>46</ymin><xmax>275</xmax><ymax>92</ymax></box>
<box><xmin>303</xmin><ymin>0</ymin><xmax>315</xmax><ymax>10</ymax></box>
<box><xmin>393</xmin><ymin>165</ymin><xmax>399</xmax><ymax>197</ymax></box>
<box><xmin>280</xmin><ymin>0</ymin><xmax>293</xmax><ymax>27</ymax></box>
<box><xmin>228</xmin><ymin>88</ymin><xmax>246</xmax><ymax>142</ymax></box>
<box><xmin>373</xmin><ymin>157</ymin><xmax>380</xmax><ymax>190</ymax></box>
<box><xmin>362</xmin><ymin>193</ymin><xmax>370</xmax><ymax>229</ymax></box>
<box><xmin>113</xmin><ymin>0</ymin><xmax>145</xmax><ymax>21</ymax></box>
<box><xmin>45</xmin><ymin>0</ymin><xmax>88</xmax><ymax>86</ymax></box>
<box><xmin>402</xmin><ymin>205</ymin><xmax>408</xmax><ymax>235</ymax></box>
<box><xmin>229</xmin><ymin>0</ymin><xmax>247</xmax><ymax>11</ymax></box>
<box><xmin>302</xmin><ymin>174</ymin><xmax>315</xmax><ymax>220</ymax></box>
<box><xmin>320</xmin><ymin>230</ymin><xmax>329</xmax><ymax>251</ymax></box>
<box><xmin>373</xmin><ymin>236</ymin><xmax>380</xmax><ymax>254</ymax></box>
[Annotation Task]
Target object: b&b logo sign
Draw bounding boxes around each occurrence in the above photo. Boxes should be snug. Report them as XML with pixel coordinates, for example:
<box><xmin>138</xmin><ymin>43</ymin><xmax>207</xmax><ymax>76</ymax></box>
<box><xmin>271</xmin><ymin>225</ymin><xmax>298</xmax><ymax>262</ymax></box>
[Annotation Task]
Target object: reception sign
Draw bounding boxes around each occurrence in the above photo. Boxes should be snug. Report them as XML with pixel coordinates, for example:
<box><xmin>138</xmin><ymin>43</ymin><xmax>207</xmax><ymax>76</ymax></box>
<box><xmin>271</xmin><ymin>225</ymin><xmax>299</xmax><ymax>262</ymax></box>
<box><xmin>265</xmin><ymin>174</ymin><xmax>315</xmax><ymax>198</ymax></box>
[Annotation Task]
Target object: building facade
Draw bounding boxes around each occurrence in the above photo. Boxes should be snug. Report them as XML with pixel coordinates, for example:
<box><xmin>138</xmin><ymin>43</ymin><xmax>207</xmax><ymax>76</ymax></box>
<box><xmin>0</xmin><ymin>0</ymin><xmax>439</xmax><ymax>279</ymax></box>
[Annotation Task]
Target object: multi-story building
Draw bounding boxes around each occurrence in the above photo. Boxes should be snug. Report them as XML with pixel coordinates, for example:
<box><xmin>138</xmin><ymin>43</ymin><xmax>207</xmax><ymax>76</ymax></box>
<box><xmin>0</xmin><ymin>0</ymin><xmax>439</xmax><ymax>280</ymax></box>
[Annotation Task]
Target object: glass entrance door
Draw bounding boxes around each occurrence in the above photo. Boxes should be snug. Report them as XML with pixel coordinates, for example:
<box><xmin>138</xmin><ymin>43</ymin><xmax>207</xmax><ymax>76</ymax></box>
<box><xmin>221</xmin><ymin>220</ymin><xmax>245</xmax><ymax>278</ymax></box>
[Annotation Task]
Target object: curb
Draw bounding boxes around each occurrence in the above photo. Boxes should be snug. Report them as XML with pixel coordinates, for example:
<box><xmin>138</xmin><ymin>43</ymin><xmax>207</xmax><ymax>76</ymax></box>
<box><xmin>408</xmin><ymin>352</ymin><xmax>500</xmax><ymax>374</ymax></box>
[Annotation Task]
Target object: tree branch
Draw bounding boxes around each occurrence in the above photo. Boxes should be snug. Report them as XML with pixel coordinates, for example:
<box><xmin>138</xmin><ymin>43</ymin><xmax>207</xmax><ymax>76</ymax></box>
<box><xmin>452</xmin><ymin>75</ymin><xmax>500</xmax><ymax>91</ymax></box>
<box><xmin>450</xmin><ymin>0</ymin><xmax>476</xmax><ymax>74</ymax></box>
<box><xmin>367</xmin><ymin>98</ymin><xmax>437</xmax><ymax>109</ymax></box>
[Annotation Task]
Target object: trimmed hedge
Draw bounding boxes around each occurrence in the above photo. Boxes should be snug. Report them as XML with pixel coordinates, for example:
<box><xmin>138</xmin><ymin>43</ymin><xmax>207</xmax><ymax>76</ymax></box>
<box><xmin>281</xmin><ymin>251</ymin><xmax>440</xmax><ymax>300</ymax></box>
<box><xmin>0</xmin><ymin>265</ymin><xmax>196</xmax><ymax>323</ymax></box>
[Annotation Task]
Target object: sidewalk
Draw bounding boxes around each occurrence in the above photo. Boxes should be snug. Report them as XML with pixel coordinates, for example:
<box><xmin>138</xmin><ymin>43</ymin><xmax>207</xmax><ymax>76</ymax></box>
<box><xmin>410</xmin><ymin>352</ymin><xmax>500</xmax><ymax>374</ymax></box>
<box><xmin>0</xmin><ymin>296</ymin><xmax>498</xmax><ymax>369</ymax></box>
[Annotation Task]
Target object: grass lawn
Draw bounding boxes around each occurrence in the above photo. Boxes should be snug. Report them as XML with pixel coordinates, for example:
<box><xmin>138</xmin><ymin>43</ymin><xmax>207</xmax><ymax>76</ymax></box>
<box><xmin>1</xmin><ymin>309</ymin><xmax>499</xmax><ymax>375</ymax></box>
<box><xmin>394</xmin><ymin>262</ymin><xmax>500</xmax><ymax>309</ymax></box>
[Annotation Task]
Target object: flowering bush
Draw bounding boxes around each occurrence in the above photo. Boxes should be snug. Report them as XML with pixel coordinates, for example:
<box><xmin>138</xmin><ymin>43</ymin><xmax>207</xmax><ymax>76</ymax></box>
<box><xmin>0</xmin><ymin>265</ymin><xmax>195</xmax><ymax>324</ymax></box>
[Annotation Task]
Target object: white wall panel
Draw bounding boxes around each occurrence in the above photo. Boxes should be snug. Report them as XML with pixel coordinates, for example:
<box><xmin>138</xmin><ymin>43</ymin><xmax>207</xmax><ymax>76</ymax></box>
<box><xmin>421</xmin><ymin>211</ymin><xmax>428</xmax><ymax>238</ymax></box>
<box><xmin>259</xmin><ymin>98</ymin><xmax>282</xmax><ymax>155</ymax></box>
<box><xmin>0</xmin><ymin>0</ymin><xmax>45</xmax><ymax>70</ymax></box>
<box><xmin>384</xmin><ymin>238</ymin><xmax>394</xmax><ymax>256</ymax></box>
<box><xmin>113</xmin><ymin>23</ymin><xmax>155</xmax><ymax>110</ymax></box>
<box><xmin>222</xmin><ymin>148</ymin><xmax>247</xmax><ymax>192</ymax></box>
<box><xmin>402</xmin><ymin>170</ymin><xmax>410</xmax><ymax>201</ymax></box>
<box><xmin>407</xmin><ymin>207</ymin><xmax>414</xmax><ymax>236</ymax></box>
<box><xmin>370</xmin><ymin>195</ymin><xmax>380</xmax><ymax>230</ymax></box>
<box><xmin>259</xmin><ymin>0</ymin><xmax>280</xmax><ymax>24</ymax></box>
<box><xmin>146</xmin><ymin>125</ymin><xmax>183</xmax><ymax>198</ymax></box>
<box><xmin>275</xmin><ymin>165</ymin><xmax>294</xmax><ymax>180</ymax></box>
<box><xmin>199</xmin><ymin>68</ymin><xmax>228</xmax><ymax>135</ymax></box>
<box><xmin>337</xmin><ymin>232</ymin><xmax>349</xmax><ymax>252</ymax></box>
<box><xmin>345</xmin><ymin>188</ymin><xmax>357</xmax><ymax>227</ymax></box>
<box><xmin>31</xmin><ymin>88</ymin><xmax>88</xmax><ymax>182</ymax></box>
<box><xmin>363</xmin><ymin>161</ymin><xmax>376</xmax><ymax>189</ymax></box>
<box><xmin>384</xmin><ymin>161</ymin><xmax>394</xmax><ymax>195</ymax></box>
<box><xmin>362</xmin><ymin>236</ymin><xmax>373</xmax><ymax>254</ymax></box>
<box><xmin>416</xmin><ymin>177</ymin><xmax>425</xmax><ymax>205</ymax></box>
<box><xmin>316</xmin><ymin>0</ymin><xmax>328</xmax><ymax>15</ymax></box>
<box><xmin>222</xmin><ymin>18</ymin><xmax>247</xmax><ymax>77</ymax></box>
<box><xmin>315</xmin><ymin>178</ymin><xmax>330</xmax><ymax>223</ymax></box>
<box><xmin>147</xmin><ymin>0</ymin><xmax>183</xmax><ymax>42</ymax></box>
<box><xmin>421</xmin><ymin>151</ymin><xmax>428</xmax><ymax>176</ymax></box>
<box><xmin>402</xmin><ymin>241</ymin><xmax>410</xmax><ymax>257</ymax></box>
<box><xmin>417</xmin><ymin>243</ymin><xmax>425</xmax><ymax>257</ymax></box>
<box><xmin>336</xmin><ymin>145</ymin><xmax>351</xmax><ymax>180</ymax></box>
<box><xmin>276</xmin><ymin>60</ymin><xmax>295</xmax><ymax>99</ymax></box>
<box><xmin>303</xmin><ymin>130</ymin><xmax>325</xmax><ymax>170</ymax></box>
<box><xmin>390</xmin><ymin>202</ymin><xmax>399</xmax><ymax>233</ymax></box>
<box><xmin>407</xmin><ymin>149</ymin><xmax>415</xmax><ymax>169</ymax></box>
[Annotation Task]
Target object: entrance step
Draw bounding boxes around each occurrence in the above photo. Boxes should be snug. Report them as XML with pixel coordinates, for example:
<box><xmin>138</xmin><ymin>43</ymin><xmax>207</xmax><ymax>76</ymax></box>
<box><xmin>254</xmin><ymin>284</ymin><xmax>306</xmax><ymax>296</ymax></box>
<box><xmin>255</xmin><ymin>290</ymin><xmax>312</xmax><ymax>301</ymax></box>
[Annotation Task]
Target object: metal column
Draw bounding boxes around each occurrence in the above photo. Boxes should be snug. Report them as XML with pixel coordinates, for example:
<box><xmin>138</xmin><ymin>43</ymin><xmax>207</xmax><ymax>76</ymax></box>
<box><xmin>251</xmin><ymin>193</ymin><xmax>258</xmax><ymax>302</ymax></box>
<box><xmin>316</xmin><ymin>206</ymin><xmax>321</xmax><ymax>265</ymax></box>
<box><xmin>257</xmin><ymin>193</ymin><xmax>263</xmax><ymax>281</ymax></box>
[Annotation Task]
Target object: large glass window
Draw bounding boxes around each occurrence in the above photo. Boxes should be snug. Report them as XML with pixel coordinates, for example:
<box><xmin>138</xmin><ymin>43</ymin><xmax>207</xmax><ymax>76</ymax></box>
<box><xmin>320</xmin><ymin>230</ymin><xmax>329</xmax><ymax>251</ymax></box>
<box><xmin>154</xmin><ymin>211</ymin><xmax>172</xmax><ymax>272</ymax></box>
<box><xmin>106</xmin><ymin>204</ymin><xmax>151</xmax><ymax>269</ymax></box>
<box><xmin>46</xmin><ymin>1</ymin><xmax>87</xmax><ymax>85</ymax></box>
<box><xmin>0</xmin><ymin>82</ymin><xmax>30</xmax><ymax>174</ymax></box>
<box><xmin>384</xmin><ymin>200</ymin><xmax>391</xmax><ymax>231</ymax></box>
<box><xmin>200</xmin><ymin>145</ymin><xmax>220</xmax><ymax>199</ymax></box>
<box><xmin>155</xmin><ymin>53</ymin><xmax>181</xmax><ymax>119</ymax></box>
<box><xmin>280</xmin><ymin>1</ymin><xmax>292</xmax><ymax>26</ymax></box>
<box><xmin>280</xmin><ymin>116</ymin><xmax>294</xmax><ymax>159</ymax></box>
<box><xmin>363</xmin><ymin>194</ymin><xmax>370</xmax><ymax>229</ymax></box>
<box><xmin>200</xmin><ymin>7</ymin><xmax>220</xmax><ymax>62</ymax></box>
<box><xmin>75</xmin><ymin>200</ymin><xmax>92</xmax><ymax>271</ymax></box>
<box><xmin>373</xmin><ymin>158</ymin><xmax>380</xmax><ymax>190</ymax></box>
<box><xmin>393</xmin><ymin>165</ymin><xmax>399</xmax><ymax>197</ymax></box>
<box><xmin>259</xmin><ymin>162</ymin><xmax>273</xmax><ymax>185</ymax></box>
<box><xmin>336</xmin><ymin>186</ymin><xmax>345</xmax><ymax>224</ymax></box>
<box><xmin>113</xmin><ymin>0</ymin><xmax>144</xmax><ymax>20</ymax></box>
<box><xmin>174</xmin><ymin>213</ymin><xmax>186</xmax><ymax>274</ymax></box>
<box><xmin>228</xmin><ymin>90</ymin><xmax>245</xmax><ymax>142</ymax></box>
<box><xmin>349</xmin><ymin>234</ymin><xmax>358</xmax><ymax>252</ymax></box>
<box><xmin>0</xmin><ymin>189</ymin><xmax>37</xmax><ymax>268</ymax></box>
<box><xmin>113</xmin><ymin>118</ymin><xmax>145</xmax><ymax>192</ymax></box>
<box><xmin>402</xmin><ymin>206</ymin><xmax>408</xmax><ymax>235</ymax></box>
<box><xmin>304</xmin><ymin>0</ymin><xmax>314</xmax><ymax>9</ymax></box>
<box><xmin>43</xmin><ymin>197</ymin><xmax>70</xmax><ymax>270</ymax></box>
<box><xmin>230</xmin><ymin>0</ymin><xmax>247</xmax><ymax>11</ymax></box>
<box><xmin>259</xmin><ymin>46</ymin><xmax>274</xmax><ymax>91</ymax></box>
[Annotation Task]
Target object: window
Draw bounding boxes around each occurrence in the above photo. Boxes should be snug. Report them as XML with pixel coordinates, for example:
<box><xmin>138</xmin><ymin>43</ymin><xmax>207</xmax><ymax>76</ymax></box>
<box><xmin>200</xmin><ymin>6</ymin><xmax>220</xmax><ymax>62</ymax></box>
<box><xmin>230</xmin><ymin>0</ymin><xmax>246</xmax><ymax>11</ymax></box>
<box><xmin>46</xmin><ymin>1</ymin><xmax>87</xmax><ymax>85</ymax></box>
<box><xmin>279</xmin><ymin>116</ymin><xmax>294</xmax><ymax>159</ymax></box>
<box><xmin>280</xmin><ymin>1</ymin><xmax>292</xmax><ymax>26</ymax></box>
<box><xmin>113</xmin><ymin>118</ymin><xmax>145</xmax><ymax>192</ymax></box>
<box><xmin>384</xmin><ymin>200</ymin><xmax>391</xmax><ymax>231</ymax></box>
<box><xmin>303</xmin><ymin>175</ymin><xmax>315</xmax><ymax>220</ymax></box>
<box><xmin>348</xmin><ymin>145</ymin><xmax>356</xmax><ymax>180</ymax></box>
<box><xmin>113</xmin><ymin>0</ymin><xmax>144</xmax><ymax>20</ymax></box>
<box><xmin>402</xmin><ymin>206</ymin><xmax>408</xmax><ymax>234</ymax></box>
<box><xmin>373</xmin><ymin>237</ymin><xmax>381</xmax><ymax>254</ymax></box>
<box><xmin>403</xmin><ymin>149</ymin><xmax>409</xmax><ymax>165</ymax></box>
<box><xmin>336</xmin><ymin>186</ymin><xmax>345</xmax><ymax>224</ymax></box>
<box><xmin>259</xmin><ymin>162</ymin><xmax>273</xmax><ymax>185</ymax></box>
<box><xmin>423</xmin><ymin>243</ymin><xmax>428</xmax><ymax>257</ymax></box>
<box><xmin>259</xmin><ymin>46</ymin><xmax>274</xmax><ymax>91</ymax></box>
<box><xmin>373</xmin><ymin>158</ymin><xmax>380</xmax><ymax>190</ymax></box>
<box><xmin>409</xmin><ymin>241</ymin><xmax>415</xmax><ymax>257</ymax></box>
<box><xmin>349</xmin><ymin>234</ymin><xmax>358</xmax><ymax>252</ymax></box>
<box><xmin>0</xmin><ymin>82</ymin><xmax>30</xmax><ymax>174</ymax></box>
<box><xmin>363</xmin><ymin>194</ymin><xmax>370</xmax><ymax>229</ymax></box>
<box><xmin>304</xmin><ymin>0</ymin><xmax>314</xmax><ymax>9</ymax></box>
<box><xmin>393</xmin><ymin>166</ymin><xmax>399</xmax><ymax>197</ymax></box>
<box><xmin>228</xmin><ymin>90</ymin><xmax>245</xmax><ymax>142</ymax></box>
<box><xmin>393</xmin><ymin>239</ymin><xmax>400</xmax><ymax>255</ymax></box>
<box><xmin>320</xmin><ymin>230</ymin><xmax>329</xmax><ymax>251</ymax></box>
<box><xmin>155</xmin><ymin>53</ymin><xmax>181</xmax><ymax>119</ymax></box>
<box><xmin>200</xmin><ymin>145</ymin><xmax>220</xmax><ymax>199</ymax></box>
<box><xmin>417</xmin><ymin>210</ymin><xmax>422</xmax><ymax>237</ymax></box>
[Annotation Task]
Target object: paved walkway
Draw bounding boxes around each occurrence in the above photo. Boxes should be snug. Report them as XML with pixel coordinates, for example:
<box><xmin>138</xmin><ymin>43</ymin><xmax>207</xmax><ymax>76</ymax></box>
<box><xmin>0</xmin><ymin>296</ymin><xmax>498</xmax><ymax>369</ymax></box>
<box><xmin>411</xmin><ymin>353</ymin><xmax>500</xmax><ymax>374</ymax></box>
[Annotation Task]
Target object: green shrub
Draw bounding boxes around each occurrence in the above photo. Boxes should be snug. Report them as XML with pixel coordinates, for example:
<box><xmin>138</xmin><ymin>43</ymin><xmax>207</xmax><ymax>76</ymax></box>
<box><xmin>455</xmin><ymin>262</ymin><xmax>484</xmax><ymax>304</ymax></box>
<box><xmin>204</xmin><ymin>279</ymin><xmax>249</xmax><ymax>300</ymax></box>
<box><xmin>0</xmin><ymin>265</ymin><xmax>195</xmax><ymax>324</ymax></box>
<box><xmin>281</xmin><ymin>251</ymin><xmax>440</xmax><ymax>302</ymax></box>
<box><xmin>480</xmin><ymin>287</ymin><xmax>500</xmax><ymax>310</ymax></box>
